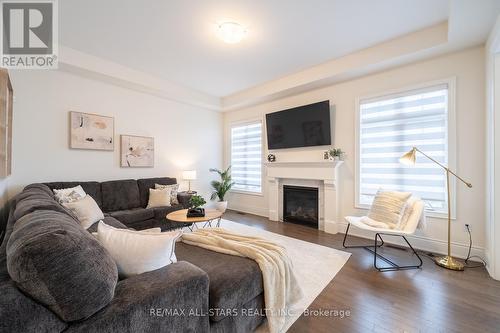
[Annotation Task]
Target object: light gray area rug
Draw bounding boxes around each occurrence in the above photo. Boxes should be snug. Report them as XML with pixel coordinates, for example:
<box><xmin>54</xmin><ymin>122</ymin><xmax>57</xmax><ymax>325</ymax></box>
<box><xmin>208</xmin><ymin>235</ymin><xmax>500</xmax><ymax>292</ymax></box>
<box><xmin>213</xmin><ymin>219</ymin><xmax>351</xmax><ymax>332</ymax></box>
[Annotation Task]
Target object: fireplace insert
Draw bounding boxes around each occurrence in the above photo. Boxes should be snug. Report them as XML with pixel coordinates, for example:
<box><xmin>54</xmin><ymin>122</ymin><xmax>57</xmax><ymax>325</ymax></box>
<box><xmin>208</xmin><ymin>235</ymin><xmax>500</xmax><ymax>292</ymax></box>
<box><xmin>283</xmin><ymin>185</ymin><xmax>319</xmax><ymax>228</ymax></box>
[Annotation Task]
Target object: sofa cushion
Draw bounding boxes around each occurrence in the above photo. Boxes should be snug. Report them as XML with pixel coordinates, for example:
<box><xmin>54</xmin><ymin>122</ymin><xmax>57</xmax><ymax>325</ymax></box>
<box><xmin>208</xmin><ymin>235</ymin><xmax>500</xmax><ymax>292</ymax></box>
<box><xmin>101</xmin><ymin>179</ymin><xmax>141</xmax><ymax>212</ymax></box>
<box><xmin>6</xmin><ymin>210</ymin><xmax>118</xmax><ymax>322</ymax></box>
<box><xmin>88</xmin><ymin>216</ymin><xmax>128</xmax><ymax>233</ymax></box>
<box><xmin>153</xmin><ymin>205</ymin><xmax>183</xmax><ymax>220</ymax></box>
<box><xmin>45</xmin><ymin>182</ymin><xmax>102</xmax><ymax>208</ymax></box>
<box><xmin>110</xmin><ymin>208</ymin><xmax>155</xmax><ymax>225</ymax></box>
<box><xmin>137</xmin><ymin>177</ymin><xmax>177</xmax><ymax>208</ymax></box>
<box><xmin>126</xmin><ymin>218</ymin><xmax>157</xmax><ymax>231</ymax></box>
<box><xmin>176</xmin><ymin>243</ymin><xmax>263</xmax><ymax>322</ymax></box>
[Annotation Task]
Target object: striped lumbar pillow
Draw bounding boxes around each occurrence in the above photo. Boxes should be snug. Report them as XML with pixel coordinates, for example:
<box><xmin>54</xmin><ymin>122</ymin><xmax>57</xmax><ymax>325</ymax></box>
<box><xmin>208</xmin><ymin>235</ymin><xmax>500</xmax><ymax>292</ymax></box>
<box><xmin>368</xmin><ymin>190</ymin><xmax>412</xmax><ymax>229</ymax></box>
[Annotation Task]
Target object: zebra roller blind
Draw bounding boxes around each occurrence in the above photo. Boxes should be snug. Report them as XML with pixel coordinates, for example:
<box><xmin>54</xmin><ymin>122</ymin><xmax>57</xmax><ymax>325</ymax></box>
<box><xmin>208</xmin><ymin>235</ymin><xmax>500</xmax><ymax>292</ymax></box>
<box><xmin>231</xmin><ymin>121</ymin><xmax>262</xmax><ymax>193</ymax></box>
<box><xmin>358</xmin><ymin>84</ymin><xmax>449</xmax><ymax>213</ymax></box>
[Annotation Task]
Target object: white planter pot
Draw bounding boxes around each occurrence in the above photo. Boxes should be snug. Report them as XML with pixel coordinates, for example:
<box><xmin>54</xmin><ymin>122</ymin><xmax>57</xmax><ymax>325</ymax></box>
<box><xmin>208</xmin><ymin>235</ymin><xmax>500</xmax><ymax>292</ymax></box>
<box><xmin>215</xmin><ymin>201</ymin><xmax>228</xmax><ymax>212</ymax></box>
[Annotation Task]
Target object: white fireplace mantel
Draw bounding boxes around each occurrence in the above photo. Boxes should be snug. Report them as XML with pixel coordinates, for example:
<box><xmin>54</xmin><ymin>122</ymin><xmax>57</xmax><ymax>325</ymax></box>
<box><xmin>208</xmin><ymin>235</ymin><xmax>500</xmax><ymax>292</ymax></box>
<box><xmin>266</xmin><ymin>161</ymin><xmax>343</xmax><ymax>234</ymax></box>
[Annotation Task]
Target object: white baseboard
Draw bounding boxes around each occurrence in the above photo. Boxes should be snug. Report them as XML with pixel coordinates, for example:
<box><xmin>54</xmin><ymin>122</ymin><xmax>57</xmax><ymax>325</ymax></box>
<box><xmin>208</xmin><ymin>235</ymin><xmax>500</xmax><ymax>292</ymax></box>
<box><xmin>227</xmin><ymin>203</ymin><xmax>268</xmax><ymax>218</ymax></box>
<box><xmin>227</xmin><ymin>205</ymin><xmax>485</xmax><ymax>260</ymax></box>
<box><xmin>337</xmin><ymin>221</ymin><xmax>485</xmax><ymax>260</ymax></box>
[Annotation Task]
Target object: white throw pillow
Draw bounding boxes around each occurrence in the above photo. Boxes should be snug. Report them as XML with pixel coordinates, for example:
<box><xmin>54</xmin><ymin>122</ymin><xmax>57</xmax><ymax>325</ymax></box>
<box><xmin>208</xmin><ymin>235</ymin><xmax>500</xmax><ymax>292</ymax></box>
<box><xmin>155</xmin><ymin>183</ymin><xmax>179</xmax><ymax>205</ymax></box>
<box><xmin>53</xmin><ymin>185</ymin><xmax>86</xmax><ymax>203</ymax></box>
<box><xmin>399</xmin><ymin>197</ymin><xmax>420</xmax><ymax>230</ymax></box>
<box><xmin>146</xmin><ymin>188</ymin><xmax>171</xmax><ymax>208</ymax></box>
<box><xmin>63</xmin><ymin>195</ymin><xmax>104</xmax><ymax>229</ymax></box>
<box><xmin>368</xmin><ymin>190</ymin><xmax>412</xmax><ymax>229</ymax></box>
<box><xmin>97</xmin><ymin>221</ymin><xmax>181</xmax><ymax>277</ymax></box>
<box><xmin>91</xmin><ymin>227</ymin><xmax>162</xmax><ymax>238</ymax></box>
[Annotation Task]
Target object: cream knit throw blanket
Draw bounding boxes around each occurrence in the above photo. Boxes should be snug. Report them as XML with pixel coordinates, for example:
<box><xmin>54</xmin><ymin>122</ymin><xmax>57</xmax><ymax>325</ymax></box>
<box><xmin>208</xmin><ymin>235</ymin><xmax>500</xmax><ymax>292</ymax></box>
<box><xmin>181</xmin><ymin>228</ymin><xmax>303</xmax><ymax>333</ymax></box>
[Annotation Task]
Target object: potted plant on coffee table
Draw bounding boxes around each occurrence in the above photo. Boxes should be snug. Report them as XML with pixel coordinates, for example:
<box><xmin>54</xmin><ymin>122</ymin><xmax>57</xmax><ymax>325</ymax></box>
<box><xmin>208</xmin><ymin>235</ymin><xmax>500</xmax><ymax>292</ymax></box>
<box><xmin>187</xmin><ymin>195</ymin><xmax>206</xmax><ymax>217</ymax></box>
<box><xmin>209</xmin><ymin>166</ymin><xmax>235</xmax><ymax>212</ymax></box>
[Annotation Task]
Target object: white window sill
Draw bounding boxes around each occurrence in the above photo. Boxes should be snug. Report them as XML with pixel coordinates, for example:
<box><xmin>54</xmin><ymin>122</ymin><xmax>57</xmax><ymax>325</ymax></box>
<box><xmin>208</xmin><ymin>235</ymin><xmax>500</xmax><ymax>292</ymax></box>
<box><xmin>354</xmin><ymin>204</ymin><xmax>456</xmax><ymax>220</ymax></box>
<box><xmin>229</xmin><ymin>189</ymin><xmax>264</xmax><ymax>197</ymax></box>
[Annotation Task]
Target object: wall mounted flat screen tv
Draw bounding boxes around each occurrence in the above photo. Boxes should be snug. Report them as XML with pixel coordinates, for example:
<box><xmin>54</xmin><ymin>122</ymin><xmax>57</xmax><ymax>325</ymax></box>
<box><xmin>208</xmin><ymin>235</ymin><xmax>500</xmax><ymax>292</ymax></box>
<box><xmin>266</xmin><ymin>100</ymin><xmax>331</xmax><ymax>150</ymax></box>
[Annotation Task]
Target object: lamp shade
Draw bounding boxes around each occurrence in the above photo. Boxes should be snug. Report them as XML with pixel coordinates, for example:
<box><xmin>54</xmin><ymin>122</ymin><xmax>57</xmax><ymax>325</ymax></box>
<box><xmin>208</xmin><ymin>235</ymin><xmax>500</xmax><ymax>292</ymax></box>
<box><xmin>182</xmin><ymin>170</ymin><xmax>197</xmax><ymax>180</ymax></box>
<box><xmin>399</xmin><ymin>147</ymin><xmax>417</xmax><ymax>166</ymax></box>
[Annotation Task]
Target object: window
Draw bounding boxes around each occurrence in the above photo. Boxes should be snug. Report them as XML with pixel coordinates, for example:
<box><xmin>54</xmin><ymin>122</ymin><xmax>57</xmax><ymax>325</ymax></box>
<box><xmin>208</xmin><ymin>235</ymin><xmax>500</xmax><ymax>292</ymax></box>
<box><xmin>357</xmin><ymin>83</ymin><xmax>452</xmax><ymax>214</ymax></box>
<box><xmin>230</xmin><ymin>121</ymin><xmax>262</xmax><ymax>193</ymax></box>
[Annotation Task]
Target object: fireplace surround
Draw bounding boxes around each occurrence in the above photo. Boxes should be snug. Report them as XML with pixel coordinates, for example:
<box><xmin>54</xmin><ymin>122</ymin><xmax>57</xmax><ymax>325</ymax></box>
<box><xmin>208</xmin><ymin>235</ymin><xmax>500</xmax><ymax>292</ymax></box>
<box><xmin>266</xmin><ymin>160</ymin><xmax>343</xmax><ymax>233</ymax></box>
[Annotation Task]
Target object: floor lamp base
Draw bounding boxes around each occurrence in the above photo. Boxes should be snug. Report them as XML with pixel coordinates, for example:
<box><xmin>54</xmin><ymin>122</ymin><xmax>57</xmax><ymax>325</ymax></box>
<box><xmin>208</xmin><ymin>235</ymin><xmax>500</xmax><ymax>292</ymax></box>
<box><xmin>434</xmin><ymin>255</ymin><xmax>464</xmax><ymax>271</ymax></box>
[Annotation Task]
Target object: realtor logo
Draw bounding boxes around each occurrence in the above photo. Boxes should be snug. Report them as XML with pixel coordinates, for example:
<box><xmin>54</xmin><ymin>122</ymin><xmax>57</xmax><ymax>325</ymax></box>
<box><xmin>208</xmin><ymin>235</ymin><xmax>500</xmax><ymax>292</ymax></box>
<box><xmin>1</xmin><ymin>0</ymin><xmax>58</xmax><ymax>69</ymax></box>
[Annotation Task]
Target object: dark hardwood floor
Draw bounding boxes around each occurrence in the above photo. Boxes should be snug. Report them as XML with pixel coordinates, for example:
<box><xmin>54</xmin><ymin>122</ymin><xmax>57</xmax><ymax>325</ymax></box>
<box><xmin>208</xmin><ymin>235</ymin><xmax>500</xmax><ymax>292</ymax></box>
<box><xmin>223</xmin><ymin>210</ymin><xmax>500</xmax><ymax>333</ymax></box>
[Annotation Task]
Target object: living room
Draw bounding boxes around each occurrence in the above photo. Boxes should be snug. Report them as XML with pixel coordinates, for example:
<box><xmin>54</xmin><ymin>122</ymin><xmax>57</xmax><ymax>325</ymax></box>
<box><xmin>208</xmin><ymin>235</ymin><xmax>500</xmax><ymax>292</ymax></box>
<box><xmin>1</xmin><ymin>0</ymin><xmax>500</xmax><ymax>332</ymax></box>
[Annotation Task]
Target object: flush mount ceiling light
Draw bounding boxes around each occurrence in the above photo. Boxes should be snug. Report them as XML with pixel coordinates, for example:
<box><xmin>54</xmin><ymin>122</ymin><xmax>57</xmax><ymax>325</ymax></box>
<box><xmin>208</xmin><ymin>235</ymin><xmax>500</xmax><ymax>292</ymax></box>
<box><xmin>216</xmin><ymin>21</ymin><xmax>247</xmax><ymax>44</ymax></box>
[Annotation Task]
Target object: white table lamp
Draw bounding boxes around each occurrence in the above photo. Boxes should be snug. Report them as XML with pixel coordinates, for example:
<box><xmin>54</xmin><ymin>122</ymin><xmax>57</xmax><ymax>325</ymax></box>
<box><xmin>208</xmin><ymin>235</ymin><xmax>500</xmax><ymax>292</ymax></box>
<box><xmin>182</xmin><ymin>170</ymin><xmax>197</xmax><ymax>194</ymax></box>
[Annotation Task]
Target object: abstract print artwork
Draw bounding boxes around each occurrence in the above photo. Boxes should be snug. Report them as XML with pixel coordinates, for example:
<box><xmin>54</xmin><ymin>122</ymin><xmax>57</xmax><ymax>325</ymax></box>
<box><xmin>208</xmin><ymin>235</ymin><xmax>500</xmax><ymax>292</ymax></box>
<box><xmin>120</xmin><ymin>135</ymin><xmax>154</xmax><ymax>167</ymax></box>
<box><xmin>70</xmin><ymin>112</ymin><xmax>114</xmax><ymax>150</ymax></box>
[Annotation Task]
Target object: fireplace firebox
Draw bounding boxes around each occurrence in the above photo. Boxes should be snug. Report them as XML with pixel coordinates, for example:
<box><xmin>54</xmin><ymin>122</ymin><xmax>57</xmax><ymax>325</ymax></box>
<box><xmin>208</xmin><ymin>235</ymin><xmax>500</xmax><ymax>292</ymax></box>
<box><xmin>283</xmin><ymin>185</ymin><xmax>319</xmax><ymax>228</ymax></box>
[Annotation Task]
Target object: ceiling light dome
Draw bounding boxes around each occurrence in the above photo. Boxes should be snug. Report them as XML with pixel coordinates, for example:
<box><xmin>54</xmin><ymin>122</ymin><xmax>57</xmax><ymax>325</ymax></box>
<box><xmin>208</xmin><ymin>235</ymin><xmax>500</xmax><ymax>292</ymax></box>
<box><xmin>216</xmin><ymin>21</ymin><xmax>247</xmax><ymax>44</ymax></box>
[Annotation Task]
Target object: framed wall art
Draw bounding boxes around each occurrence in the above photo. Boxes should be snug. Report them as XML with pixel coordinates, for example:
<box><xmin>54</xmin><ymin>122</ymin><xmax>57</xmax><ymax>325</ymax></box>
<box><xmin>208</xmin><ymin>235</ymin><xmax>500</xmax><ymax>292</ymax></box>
<box><xmin>69</xmin><ymin>111</ymin><xmax>114</xmax><ymax>151</ymax></box>
<box><xmin>120</xmin><ymin>135</ymin><xmax>154</xmax><ymax>168</ymax></box>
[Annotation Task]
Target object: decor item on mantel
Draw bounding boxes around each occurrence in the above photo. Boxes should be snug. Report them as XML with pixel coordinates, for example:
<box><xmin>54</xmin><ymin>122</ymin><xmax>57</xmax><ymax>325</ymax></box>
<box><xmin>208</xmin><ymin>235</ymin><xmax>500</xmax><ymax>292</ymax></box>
<box><xmin>182</xmin><ymin>170</ymin><xmax>197</xmax><ymax>194</ymax></box>
<box><xmin>210</xmin><ymin>166</ymin><xmax>235</xmax><ymax>212</ymax></box>
<box><xmin>327</xmin><ymin>148</ymin><xmax>345</xmax><ymax>161</ymax></box>
<box><xmin>120</xmin><ymin>135</ymin><xmax>154</xmax><ymax>167</ymax></box>
<box><xmin>70</xmin><ymin>111</ymin><xmax>114</xmax><ymax>151</ymax></box>
<box><xmin>267</xmin><ymin>154</ymin><xmax>276</xmax><ymax>162</ymax></box>
<box><xmin>0</xmin><ymin>69</ymin><xmax>13</xmax><ymax>178</ymax></box>
<box><xmin>187</xmin><ymin>195</ymin><xmax>206</xmax><ymax>217</ymax></box>
<box><xmin>400</xmin><ymin>146</ymin><xmax>472</xmax><ymax>271</ymax></box>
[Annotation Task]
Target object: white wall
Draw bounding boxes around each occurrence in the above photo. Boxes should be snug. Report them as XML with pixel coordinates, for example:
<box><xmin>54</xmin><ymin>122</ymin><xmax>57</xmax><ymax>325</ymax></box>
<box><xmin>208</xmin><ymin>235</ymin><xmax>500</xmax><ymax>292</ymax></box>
<box><xmin>485</xmin><ymin>15</ymin><xmax>500</xmax><ymax>280</ymax></box>
<box><xmin>6</xmin><ymin>69</ymin><xmax>223</xmax><ymax>201</ymax></box>
<box><xmin>224</xmin><ymin>47</ymin><xmax>486</xmax><ymax>258</ymax></box>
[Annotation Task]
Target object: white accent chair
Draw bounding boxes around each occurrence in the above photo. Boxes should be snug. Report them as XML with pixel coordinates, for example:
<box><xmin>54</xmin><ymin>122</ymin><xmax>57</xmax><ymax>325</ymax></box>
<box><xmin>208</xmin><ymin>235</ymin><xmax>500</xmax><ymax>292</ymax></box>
<box><xmin>343</xmin><ymin>200</ymin><xmax>425</xmax><ymax>271</ymax></box>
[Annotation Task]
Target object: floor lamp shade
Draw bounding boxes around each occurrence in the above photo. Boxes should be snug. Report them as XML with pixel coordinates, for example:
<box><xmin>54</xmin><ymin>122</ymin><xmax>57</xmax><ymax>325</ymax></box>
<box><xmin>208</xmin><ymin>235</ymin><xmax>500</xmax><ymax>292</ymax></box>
<box><xmin>399</xmin><ymin>147</ymin><xmax>417</xmax><ymax>165</ymax></box>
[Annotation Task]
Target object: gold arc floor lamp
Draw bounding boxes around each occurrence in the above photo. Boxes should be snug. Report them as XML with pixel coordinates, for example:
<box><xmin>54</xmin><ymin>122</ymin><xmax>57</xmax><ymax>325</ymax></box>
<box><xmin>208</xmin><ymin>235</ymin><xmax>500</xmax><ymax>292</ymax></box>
<box><xmin>400</xmin><ymin>147</ymin><xmax>472</xmax><ymax>271</ymax></box>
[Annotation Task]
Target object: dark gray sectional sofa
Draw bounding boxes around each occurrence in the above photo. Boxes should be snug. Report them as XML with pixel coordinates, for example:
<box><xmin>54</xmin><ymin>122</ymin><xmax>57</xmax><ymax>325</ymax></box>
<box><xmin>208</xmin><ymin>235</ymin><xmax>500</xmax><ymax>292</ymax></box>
<box><xmin>0</xmin><ymin>178</ymin><xmax>265</xmax><ymax>332</ymax></box>
<box><xmin>44</xmin><ymin>177</ymin><xmax>191</xmax><ymax>231</ymax></box>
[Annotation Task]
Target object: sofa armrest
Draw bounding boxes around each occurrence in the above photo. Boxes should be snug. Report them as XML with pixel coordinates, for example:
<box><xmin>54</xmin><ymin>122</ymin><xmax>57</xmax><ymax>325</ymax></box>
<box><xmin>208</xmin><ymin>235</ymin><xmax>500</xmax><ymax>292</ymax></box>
<box><xmin>177</xmin><ymin>192</ymin><xmax>193</xmax><ymax>209</ymax></box>
<box><xmin>66</xmin><ymin>262</ymin><xmax>209</xmax><ymax>333</ymax></box>
<box><xmin>0</xmin><ymin>281</ymin><xmax>67</xmax><ymax>333</ymax></box>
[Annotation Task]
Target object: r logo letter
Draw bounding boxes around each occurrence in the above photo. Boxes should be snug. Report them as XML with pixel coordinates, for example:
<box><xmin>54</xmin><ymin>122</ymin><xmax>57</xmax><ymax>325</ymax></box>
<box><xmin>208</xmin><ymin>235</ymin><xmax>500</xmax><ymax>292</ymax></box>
<box><xmin>28</xmin><ymin>8</ymin><xmax>48</xmax><ymax>48</ymax></box>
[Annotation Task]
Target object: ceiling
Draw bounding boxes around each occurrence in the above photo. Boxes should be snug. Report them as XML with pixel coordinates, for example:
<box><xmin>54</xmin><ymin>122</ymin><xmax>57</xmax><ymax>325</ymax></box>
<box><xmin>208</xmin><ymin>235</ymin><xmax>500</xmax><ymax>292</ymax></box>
<box><xmin>60</xmin><ymin>0</ymin><xmax>500</xmax><ymax>97</ymax></box>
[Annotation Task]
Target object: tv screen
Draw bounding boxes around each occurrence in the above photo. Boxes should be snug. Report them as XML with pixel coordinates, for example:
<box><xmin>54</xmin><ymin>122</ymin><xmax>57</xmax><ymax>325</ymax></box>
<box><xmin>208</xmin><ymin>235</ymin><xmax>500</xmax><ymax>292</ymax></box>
<box><xmin>266</xmin><ymin>100</ymin><xmax>331</xmax><ymax>150</ymax></box>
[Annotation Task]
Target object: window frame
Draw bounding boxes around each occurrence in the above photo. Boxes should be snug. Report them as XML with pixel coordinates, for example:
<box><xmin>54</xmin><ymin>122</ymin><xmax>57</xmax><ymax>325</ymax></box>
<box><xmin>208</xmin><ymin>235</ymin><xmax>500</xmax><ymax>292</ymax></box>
<box><xmin>354</xmin><ymin>77</ymin><xmax>457</xmax><ymax>219</ymax></box>
<box><xmin>229</xmin><ymin>118</ymin><xmax>264</xmax><ymax>196</ymax></box>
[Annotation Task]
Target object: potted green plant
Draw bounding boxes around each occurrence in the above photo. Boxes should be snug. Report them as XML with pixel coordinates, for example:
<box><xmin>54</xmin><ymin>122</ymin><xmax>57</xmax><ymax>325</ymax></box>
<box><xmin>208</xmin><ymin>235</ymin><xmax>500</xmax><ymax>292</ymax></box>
<box><xmin>328</xmin><ymin>148</ymin><xmax>345</xmax><ymax>161</ymax></box>
<box><xmin>209</xmin><ymin>166</ymin><xmax>235</xmax><ymax>212</ymax></box>
<box><xmin>187</xmin><ymin>195</ymin><xmax>206</xmax><ymax>217</ymax></box>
